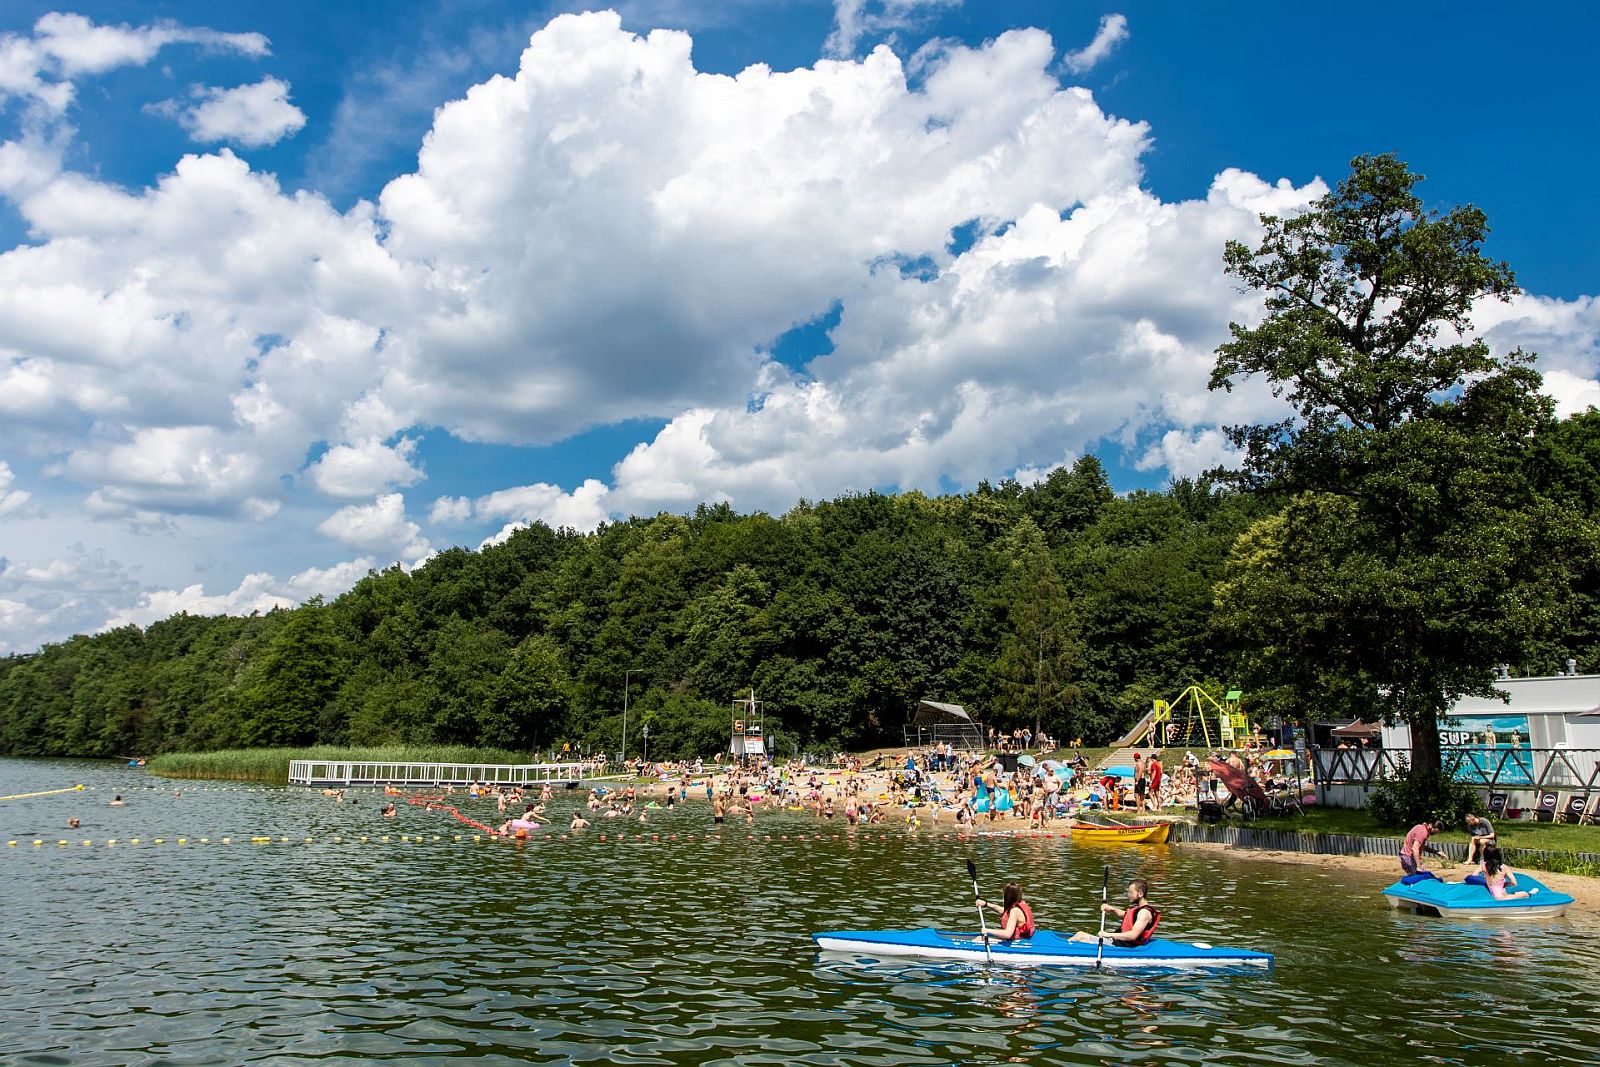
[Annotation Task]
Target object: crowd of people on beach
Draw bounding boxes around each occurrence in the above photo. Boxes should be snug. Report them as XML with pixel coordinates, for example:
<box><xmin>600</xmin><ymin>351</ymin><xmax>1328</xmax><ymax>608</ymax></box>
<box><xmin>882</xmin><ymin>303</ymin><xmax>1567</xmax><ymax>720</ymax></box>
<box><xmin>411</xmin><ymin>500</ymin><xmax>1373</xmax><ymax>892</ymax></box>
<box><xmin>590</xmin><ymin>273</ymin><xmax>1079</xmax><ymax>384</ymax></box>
<box><xmin>75</xmin><ymin>737</ymin><xmax>1305</xmax><ymax>848</ymax></box>
<box><xmin>337</xmin><ymin>737</ymin><xmax>1308</xmax><ymax>842</ymax></box>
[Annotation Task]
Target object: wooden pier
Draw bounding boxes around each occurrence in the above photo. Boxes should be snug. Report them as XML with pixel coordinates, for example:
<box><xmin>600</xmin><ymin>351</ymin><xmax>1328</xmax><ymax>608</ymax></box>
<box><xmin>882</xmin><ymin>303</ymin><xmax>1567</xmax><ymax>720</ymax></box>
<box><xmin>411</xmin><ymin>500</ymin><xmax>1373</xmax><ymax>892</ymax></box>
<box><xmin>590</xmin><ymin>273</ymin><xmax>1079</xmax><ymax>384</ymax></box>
<box><xmin>287</xmin><ymin>759</ymin><xmax>600</xmax><ymax>788</ymax></box>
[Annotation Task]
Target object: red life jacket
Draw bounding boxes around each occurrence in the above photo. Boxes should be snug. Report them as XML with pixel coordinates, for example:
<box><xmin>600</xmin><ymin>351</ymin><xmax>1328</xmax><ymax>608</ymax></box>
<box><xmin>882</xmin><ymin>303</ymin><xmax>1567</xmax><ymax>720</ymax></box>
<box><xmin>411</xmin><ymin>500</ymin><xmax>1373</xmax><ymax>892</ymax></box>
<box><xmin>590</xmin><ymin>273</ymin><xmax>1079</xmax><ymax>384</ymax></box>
<box><xmin>1120</xmin><ymin>902</ymin><xmax>1160</xmax><ymax>946</ymax></box>
<box><xmin>1006</xmin><ymin>900</ymin><xmax>1036</xmax><ymax>939</ymax></box>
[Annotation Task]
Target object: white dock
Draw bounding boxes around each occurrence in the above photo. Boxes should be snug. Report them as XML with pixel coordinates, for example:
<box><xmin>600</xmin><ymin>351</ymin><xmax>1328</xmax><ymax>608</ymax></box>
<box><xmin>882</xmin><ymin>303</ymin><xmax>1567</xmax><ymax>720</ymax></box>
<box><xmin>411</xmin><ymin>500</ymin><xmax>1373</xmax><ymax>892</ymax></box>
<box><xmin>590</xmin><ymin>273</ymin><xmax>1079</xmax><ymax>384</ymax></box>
<box><xmin>287</xmin><ymin>759</ymin><xmax>599</xmax><ymax>787</ymax></box>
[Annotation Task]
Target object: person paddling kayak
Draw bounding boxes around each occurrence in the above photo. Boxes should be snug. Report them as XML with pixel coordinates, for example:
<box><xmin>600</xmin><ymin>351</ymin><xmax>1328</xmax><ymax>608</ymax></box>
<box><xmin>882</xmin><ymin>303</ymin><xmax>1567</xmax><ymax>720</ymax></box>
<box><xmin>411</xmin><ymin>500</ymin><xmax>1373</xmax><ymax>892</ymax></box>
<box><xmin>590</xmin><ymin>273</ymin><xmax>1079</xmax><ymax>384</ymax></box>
<box><xmin>1070</xmin><ymin>878</ymin><xmax>1160</xmax><ymax>946</ymax></box>
<box><xmin>974</xmin><ymin>883</ymin><xmax>1036</xmax><ymax>941</ymax></box>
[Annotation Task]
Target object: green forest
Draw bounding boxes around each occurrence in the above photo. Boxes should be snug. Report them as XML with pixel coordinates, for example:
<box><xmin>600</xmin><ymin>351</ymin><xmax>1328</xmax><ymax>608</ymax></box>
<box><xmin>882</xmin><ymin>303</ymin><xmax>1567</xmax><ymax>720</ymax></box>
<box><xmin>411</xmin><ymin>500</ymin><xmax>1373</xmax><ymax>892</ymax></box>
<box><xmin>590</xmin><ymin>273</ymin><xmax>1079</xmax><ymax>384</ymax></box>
<box><xmin>3</xmin><ymin>155</ymin><xmax>1598</xmax><ymax>767</ymax></box>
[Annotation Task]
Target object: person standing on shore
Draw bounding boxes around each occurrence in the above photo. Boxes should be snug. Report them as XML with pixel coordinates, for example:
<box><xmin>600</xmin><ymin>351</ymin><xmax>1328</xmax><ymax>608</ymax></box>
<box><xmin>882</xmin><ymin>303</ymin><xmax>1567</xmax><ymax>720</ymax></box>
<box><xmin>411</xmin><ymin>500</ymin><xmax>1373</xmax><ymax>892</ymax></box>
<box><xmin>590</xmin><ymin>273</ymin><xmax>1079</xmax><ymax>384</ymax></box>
<box><xmin>1401</xmin><ymin>819</ymin><xmax>1446</xmax><ymax>877</ymax></box>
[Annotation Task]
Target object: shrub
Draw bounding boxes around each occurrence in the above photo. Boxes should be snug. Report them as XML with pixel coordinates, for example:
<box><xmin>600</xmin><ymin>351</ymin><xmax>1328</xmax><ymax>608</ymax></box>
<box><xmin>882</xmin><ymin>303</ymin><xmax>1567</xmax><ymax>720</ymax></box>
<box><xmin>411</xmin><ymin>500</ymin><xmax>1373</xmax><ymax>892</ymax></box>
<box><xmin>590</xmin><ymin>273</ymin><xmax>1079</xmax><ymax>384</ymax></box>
<box><xmin>1365</xmin><ymin>757</ymin><xmax>1484</xmax><ymax>828</ymax></box>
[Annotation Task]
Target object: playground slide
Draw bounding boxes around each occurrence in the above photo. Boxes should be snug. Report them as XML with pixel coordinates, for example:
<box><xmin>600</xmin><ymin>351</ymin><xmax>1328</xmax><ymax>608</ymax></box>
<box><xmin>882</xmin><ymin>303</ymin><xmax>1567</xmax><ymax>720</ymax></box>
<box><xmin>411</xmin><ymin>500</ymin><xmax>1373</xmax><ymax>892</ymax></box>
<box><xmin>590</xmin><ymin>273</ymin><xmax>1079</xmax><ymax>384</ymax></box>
<box><xmin>1112</xmin><ymin>707</ymin><xmax>1162</xmax><ymax>749</ymax></box>
<box><xmin>1207</xmin><ymin>758</ymin><xmax>1270</xmax><ymax>811</ymax></box>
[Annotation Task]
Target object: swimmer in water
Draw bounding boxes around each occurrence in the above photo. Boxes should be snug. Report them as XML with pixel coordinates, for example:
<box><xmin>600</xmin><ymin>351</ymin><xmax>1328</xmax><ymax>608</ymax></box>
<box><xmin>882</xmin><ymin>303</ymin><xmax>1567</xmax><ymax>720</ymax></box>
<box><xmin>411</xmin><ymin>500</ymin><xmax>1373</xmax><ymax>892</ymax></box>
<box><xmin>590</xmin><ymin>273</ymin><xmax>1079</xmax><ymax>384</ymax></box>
<box><xmin>381</xmin><ymin>803</ymin><xmax>397</xmax><ymax>817</ymax></box>
<box><xmin>109</xmin><ymin>795</ymin><xmax>124</xmax><ymax>806</ymax></box>
<box><xmin>68</xmin><ymin>817</ymin><xmax>80</xmax><ymax>829</ymax></box>
<box><xmin>570</xmin><ymin>812</ymin><xmax>590</xmax><ymax>830</ymax></box>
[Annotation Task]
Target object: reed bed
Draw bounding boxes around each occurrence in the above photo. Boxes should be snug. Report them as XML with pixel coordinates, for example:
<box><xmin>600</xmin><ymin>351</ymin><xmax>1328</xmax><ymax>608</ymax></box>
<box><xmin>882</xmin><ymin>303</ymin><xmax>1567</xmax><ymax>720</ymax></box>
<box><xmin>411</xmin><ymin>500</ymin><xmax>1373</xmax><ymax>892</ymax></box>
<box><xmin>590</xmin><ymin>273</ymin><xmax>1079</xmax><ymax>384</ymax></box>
<box><xmin>147</xmin><ymin>744</ymin><xmax>536</xmax><ymax>783</ymax></box>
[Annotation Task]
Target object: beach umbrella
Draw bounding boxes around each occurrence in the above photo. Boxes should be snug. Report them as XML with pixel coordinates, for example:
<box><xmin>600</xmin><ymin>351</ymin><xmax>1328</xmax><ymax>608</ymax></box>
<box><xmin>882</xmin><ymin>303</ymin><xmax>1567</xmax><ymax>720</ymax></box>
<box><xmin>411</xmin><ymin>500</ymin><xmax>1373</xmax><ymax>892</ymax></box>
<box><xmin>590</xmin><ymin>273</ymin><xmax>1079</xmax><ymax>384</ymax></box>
<box><xmin>1262</xmin><ymin>749</ymin><xmax>1295</xmax><ymax>760</ymax></box>
<box><xmin>1017</xmin><ymin>754</ymin><xmax>1036</xmax><ymax>767</ymax></box>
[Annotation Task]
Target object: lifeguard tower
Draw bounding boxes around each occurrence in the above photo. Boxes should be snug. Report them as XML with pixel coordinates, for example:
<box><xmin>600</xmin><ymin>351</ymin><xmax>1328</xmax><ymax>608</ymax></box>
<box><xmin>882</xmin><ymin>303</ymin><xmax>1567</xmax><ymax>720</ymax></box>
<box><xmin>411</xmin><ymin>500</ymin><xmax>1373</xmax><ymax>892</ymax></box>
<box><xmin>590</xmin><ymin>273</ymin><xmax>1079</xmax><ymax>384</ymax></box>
<box><xmin>731</xmin><ymin>689</ymin><xmax>770</xmax><ymax>759</ymax></box>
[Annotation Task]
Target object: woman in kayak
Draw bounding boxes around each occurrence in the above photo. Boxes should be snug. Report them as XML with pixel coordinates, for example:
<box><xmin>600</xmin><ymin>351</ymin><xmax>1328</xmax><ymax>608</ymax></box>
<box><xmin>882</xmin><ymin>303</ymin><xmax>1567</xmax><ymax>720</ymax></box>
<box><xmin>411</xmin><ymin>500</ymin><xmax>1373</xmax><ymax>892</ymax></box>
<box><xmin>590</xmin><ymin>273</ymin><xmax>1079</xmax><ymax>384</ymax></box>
<box><xmin>1071</xmin><ymin>878</ymin><xmax>1160</xmax><ymax>946</ymax></box>
<box><xmin>975</xmin><ymin>883</ymin><xmax>1036</xmax><ymax>941</ymax></box>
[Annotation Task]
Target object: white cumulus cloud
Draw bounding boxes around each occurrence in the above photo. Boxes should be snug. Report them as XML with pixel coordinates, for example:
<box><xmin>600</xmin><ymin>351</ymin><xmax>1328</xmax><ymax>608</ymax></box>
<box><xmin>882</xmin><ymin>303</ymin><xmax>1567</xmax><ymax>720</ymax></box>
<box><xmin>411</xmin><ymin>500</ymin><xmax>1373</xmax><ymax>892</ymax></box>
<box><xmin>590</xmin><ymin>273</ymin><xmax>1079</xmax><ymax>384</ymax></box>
<box><xmin>167</xmin><ymin>76</ymin><xmax>307</xmax><ymax>147</ymax></box>
<box><xmin>429</xmin><ymin>495</ymin><xmax>473</xmax><ymax>524</ymax></box>
<box><xmin>1</xmin><ymin>9</ymin><xmax>1596</xmax><ymax>657</ymax></box>
<box><xmin>1061</xmin><ymin>13</ymin><xmax>1128</xmax><ymax>75</ymax></box>
<box><xmin>100</xmin><ymin>556</ymin><xmax>379</xmax><ymax>631</ymax></box>
<box><xmin>0</xmin><ymin>460</ymin><xmax>32</xmax><ymax>516</ymax></box>
<box><xmin>0</xmin><ymin>12</ymin><xmax>268</xmax><ymax>116</ymax></box>
<box><xmin>475</xmin><ymin>479</ymin><xmax>612</xmax><ymax>544</ymax></box>
<box><xmin>824</xmin><ymin>0</ymin><xmax>961</xmax><ymax>58</ymax></box>
<box><xmin>304</xmin><ymin>436</ymin><xmax>424</xmax><ymax>499</ymax></box>
<box><xmin>316</xmin><ymin>493</ymin><xmax>430</xmax><ymax>558</ymax></box>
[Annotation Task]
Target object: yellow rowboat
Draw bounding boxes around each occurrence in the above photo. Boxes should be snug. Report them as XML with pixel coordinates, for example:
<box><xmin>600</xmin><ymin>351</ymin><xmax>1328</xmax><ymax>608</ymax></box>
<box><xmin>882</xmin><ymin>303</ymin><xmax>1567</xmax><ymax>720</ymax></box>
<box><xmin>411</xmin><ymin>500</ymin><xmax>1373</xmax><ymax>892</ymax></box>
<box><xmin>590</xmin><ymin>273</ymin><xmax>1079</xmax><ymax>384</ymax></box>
<box><xmin>1067</xmin><ymin>821</ymin><xmax>1172</xmax><ymax>844</ymax></box>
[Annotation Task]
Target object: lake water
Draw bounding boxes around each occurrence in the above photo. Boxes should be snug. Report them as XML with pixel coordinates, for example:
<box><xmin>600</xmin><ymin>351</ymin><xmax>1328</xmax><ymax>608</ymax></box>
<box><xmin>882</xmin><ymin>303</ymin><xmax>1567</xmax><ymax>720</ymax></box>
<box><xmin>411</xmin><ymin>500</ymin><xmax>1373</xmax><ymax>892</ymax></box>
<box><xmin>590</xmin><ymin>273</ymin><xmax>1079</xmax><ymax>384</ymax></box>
<box><xmin>2</xmin><ymin>757</ymin><xmax>1597</xmax><ymax>1066</ymax></box>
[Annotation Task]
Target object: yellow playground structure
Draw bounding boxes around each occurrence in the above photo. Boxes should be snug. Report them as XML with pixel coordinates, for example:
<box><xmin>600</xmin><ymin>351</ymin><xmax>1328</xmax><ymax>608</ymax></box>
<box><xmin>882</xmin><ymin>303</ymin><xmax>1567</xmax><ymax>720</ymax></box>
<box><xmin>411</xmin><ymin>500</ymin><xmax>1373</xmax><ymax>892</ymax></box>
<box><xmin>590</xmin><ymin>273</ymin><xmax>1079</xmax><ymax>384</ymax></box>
<box><xmin>1116</xmin><ymin>685</ymin><xmax>1246</xmax><ymax>750</ymax></box>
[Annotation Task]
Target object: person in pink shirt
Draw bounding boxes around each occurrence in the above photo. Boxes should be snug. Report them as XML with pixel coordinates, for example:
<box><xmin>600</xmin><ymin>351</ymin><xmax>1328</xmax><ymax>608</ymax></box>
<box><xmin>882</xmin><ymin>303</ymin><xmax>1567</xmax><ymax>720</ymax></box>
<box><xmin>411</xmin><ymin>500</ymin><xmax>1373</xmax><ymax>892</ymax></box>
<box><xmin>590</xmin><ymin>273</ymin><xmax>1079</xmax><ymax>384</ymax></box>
<box><xmin>1400</xmin><ymin>819</ymin><xmax>1445</xmax><ymax>876</ymax></box>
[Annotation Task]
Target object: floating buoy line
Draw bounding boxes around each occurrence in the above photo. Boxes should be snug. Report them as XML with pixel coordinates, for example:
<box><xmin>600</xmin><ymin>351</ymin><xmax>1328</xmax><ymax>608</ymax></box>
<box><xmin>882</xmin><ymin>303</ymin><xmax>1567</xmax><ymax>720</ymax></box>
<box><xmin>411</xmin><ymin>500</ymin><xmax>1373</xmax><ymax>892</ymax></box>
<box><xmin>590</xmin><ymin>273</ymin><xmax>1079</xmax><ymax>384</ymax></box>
<box><xmin>5</xmin><ymin>831</ymin><xmax>1076</xmax><ymax>849</ymax></box>
<box><xmin>0</xmin><ymin>784</ymin><xmax>87</xmax><ymax>802</ymax></box>
<box><xmin>5</xmin><ymin>783</ymin><xmax>1078</xmax><ymax>850</ymax></box>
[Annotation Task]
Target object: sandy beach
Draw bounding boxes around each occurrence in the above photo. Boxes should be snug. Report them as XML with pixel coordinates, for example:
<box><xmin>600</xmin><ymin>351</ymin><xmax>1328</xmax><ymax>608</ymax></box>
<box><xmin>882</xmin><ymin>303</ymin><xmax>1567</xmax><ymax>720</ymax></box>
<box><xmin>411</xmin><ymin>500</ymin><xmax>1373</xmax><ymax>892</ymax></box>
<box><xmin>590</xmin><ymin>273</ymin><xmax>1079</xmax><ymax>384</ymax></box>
<box><xmin>1178</xmin><ymin>840</ymin><xmax>1600</xmax><ymax>910</ymax></box>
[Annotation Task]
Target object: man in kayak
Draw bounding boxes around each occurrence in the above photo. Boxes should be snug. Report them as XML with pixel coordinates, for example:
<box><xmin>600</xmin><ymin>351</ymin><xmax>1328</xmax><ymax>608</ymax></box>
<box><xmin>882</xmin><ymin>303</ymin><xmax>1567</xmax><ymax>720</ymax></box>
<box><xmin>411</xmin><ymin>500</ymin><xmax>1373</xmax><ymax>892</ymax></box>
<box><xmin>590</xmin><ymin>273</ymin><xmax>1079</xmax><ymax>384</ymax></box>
<box><xmin>1070</xmin><ymin>878</ymin><xmax>1160</xmax><ymax>946</ymax></box>
<box><xmin>974</xmin><ymin>883</ymin><xmax>1035</xmax><ymax>941</ymax></box>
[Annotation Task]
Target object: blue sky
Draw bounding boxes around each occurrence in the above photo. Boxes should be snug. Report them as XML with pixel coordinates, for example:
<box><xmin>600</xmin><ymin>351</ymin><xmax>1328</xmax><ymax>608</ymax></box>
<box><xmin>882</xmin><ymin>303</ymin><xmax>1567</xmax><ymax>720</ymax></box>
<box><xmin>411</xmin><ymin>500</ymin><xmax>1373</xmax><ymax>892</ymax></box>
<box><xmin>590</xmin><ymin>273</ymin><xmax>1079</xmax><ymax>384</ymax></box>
<box><xmin>0</xmin><ymin>1</ymin><xmax>1596</xmax><ymax>653</ymax></box>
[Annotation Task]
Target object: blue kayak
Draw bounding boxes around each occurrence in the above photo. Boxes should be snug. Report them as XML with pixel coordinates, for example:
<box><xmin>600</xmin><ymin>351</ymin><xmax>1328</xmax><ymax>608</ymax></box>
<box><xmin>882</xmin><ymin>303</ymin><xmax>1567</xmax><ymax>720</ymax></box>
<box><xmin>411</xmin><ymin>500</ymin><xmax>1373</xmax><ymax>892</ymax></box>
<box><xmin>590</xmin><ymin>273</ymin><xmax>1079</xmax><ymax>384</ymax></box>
<box><xmin>812</xmin><ymin>928</ymin><xmax>1272</xmax><ymax>969</ymax></box>
<box><xmin>1381</xmin><ymin>873</ymin><xmax>1573</xmax><ymax>919</ymax></box>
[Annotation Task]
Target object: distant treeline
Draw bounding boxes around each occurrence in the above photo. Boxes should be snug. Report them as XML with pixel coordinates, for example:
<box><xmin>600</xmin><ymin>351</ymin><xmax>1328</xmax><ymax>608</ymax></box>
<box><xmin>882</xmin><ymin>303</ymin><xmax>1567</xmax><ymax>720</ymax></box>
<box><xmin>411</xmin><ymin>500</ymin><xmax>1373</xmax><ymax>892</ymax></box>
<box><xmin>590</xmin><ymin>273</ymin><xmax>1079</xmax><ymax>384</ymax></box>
<box><xmin>2</xmin><ymin>420</ymin><xmax>1597</xmax><ymax>763</ymax></box>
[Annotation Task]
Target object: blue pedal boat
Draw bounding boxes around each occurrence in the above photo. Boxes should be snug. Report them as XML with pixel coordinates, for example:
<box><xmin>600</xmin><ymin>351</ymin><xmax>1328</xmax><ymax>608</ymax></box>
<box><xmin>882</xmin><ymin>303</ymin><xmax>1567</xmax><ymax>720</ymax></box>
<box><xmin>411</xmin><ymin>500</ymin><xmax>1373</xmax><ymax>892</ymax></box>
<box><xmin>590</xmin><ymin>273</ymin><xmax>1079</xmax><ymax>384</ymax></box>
<box><xmin>1381</xmin><ymin>873</ymin><xmax>1573</xmax><ymax>919</ymax></box>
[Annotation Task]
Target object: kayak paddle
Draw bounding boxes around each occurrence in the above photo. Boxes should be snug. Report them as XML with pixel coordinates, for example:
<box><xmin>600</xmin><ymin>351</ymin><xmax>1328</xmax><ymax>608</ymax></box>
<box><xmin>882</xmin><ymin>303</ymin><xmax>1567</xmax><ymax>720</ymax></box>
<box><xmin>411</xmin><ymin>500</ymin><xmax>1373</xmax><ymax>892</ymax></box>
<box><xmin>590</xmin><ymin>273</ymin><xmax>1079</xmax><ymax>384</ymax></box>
<box><xmin>965</xmin><ymin>858</ymin><xmax>994</xmax><ymax>965</ymax></box>
<box><xmin>1094</xmin><ymin>863</ymin><xmax>1110</xmax><ymax>969</ymax></box>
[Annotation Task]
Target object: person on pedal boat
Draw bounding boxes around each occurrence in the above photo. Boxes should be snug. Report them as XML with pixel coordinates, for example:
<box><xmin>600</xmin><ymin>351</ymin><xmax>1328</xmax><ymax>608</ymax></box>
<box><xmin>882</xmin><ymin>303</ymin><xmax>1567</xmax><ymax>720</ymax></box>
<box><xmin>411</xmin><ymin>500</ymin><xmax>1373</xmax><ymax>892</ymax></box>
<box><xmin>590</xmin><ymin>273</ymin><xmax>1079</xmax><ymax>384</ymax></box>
<box><xmin>974</xmin><ymin>883</ymin><xmax>1036</xmax><ymax>941</ymax></box>
<box><xmin>1070</xmin><ymin>878</ymin><xmax>1160</xmax><ymax>946</ymax></box>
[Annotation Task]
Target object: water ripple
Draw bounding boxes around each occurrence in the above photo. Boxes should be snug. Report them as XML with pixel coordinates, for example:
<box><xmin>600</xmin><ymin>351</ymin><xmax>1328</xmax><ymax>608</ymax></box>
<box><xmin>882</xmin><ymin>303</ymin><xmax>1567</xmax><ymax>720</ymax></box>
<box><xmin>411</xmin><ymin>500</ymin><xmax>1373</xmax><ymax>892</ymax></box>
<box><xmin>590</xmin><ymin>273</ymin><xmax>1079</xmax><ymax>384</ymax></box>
<box><xmin>3</xmin><ymin>758</ymin><xmax>1598</xmax><ymax>1066</ymax></box>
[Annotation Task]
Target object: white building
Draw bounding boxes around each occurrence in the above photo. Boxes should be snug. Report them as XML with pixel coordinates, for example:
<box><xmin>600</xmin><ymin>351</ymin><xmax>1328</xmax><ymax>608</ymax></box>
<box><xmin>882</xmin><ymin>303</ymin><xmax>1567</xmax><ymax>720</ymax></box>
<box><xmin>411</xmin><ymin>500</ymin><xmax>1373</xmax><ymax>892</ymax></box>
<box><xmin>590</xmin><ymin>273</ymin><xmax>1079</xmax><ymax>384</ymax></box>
<box><xmin>1314</xmin><ymin>668</ymin><xmax>1600</xmax><ymax>813</ymax></box>
<box><xmin>1380</xmin><ymin>669</ymin><xmax>1600</xmax><ymax>753</ymax></box>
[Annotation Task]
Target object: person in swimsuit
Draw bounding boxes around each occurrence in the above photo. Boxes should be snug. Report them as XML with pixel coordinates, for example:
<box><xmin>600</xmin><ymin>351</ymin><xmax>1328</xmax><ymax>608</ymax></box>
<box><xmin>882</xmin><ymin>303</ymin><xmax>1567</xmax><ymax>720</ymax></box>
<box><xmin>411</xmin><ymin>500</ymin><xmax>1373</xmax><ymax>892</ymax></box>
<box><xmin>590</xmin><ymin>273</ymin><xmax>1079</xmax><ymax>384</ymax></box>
<box><xmin>712</xmin><ymin>793</ymin><xmax>726</xmax><ymax>824</ymax></box>
<box><xmin>975</xmin><ymin>883</ymin><xmax>1036</xmax><ymax>942</ymax></box>
<box><xmin>1478</xmin><ymin>845</ymin><xmax>1534</xmax><ymax>899</ymax></box>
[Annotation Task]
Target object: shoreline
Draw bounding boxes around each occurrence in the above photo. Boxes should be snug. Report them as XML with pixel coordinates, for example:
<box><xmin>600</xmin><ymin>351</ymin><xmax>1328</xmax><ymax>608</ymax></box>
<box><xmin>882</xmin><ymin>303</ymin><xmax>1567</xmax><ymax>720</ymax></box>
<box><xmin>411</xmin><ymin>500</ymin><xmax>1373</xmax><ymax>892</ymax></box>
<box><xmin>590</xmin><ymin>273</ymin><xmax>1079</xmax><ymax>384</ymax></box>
<box><xmin>1178</xmin><ymin>840</ymin><xmax>1600</xmax><ymax>909</ymax></box>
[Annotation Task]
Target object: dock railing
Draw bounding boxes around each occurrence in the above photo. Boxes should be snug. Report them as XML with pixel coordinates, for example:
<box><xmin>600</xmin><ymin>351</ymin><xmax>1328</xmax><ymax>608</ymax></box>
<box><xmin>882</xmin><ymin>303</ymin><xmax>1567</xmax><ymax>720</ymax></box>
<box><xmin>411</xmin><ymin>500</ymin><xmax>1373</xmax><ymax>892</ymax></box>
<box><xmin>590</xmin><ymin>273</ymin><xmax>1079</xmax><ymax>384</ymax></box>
<box><xmin>287</xmin><ymin>759</ymin><xmax>600</xmax><ymax>787</ymax></box>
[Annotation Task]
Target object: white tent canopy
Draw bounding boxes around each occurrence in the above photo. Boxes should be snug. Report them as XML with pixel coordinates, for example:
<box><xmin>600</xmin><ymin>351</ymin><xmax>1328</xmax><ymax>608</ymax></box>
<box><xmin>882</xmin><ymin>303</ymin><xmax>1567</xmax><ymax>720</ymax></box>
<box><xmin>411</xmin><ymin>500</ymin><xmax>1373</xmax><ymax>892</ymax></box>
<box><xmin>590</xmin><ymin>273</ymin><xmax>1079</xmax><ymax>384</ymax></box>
<box><xmin>915</xmin><ymin>700</ymin><xmax>974</xmax><ymax>726</ymax></box>
<box><xmin>906</xmin><ymin>700</ymin><xmax>985</xmax><ymax>750</ymax></box>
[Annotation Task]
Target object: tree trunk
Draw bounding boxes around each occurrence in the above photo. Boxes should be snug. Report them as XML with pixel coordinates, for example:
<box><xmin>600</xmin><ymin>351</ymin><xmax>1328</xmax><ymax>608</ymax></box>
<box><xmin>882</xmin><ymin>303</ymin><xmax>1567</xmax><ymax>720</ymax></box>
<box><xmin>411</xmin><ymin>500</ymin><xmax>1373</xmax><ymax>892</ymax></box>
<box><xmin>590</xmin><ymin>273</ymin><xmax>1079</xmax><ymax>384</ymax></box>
<box><xmin>1407</xmin><ymin>707</ymin><xmax>1443</xmax><ymax>779</ymax></box>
